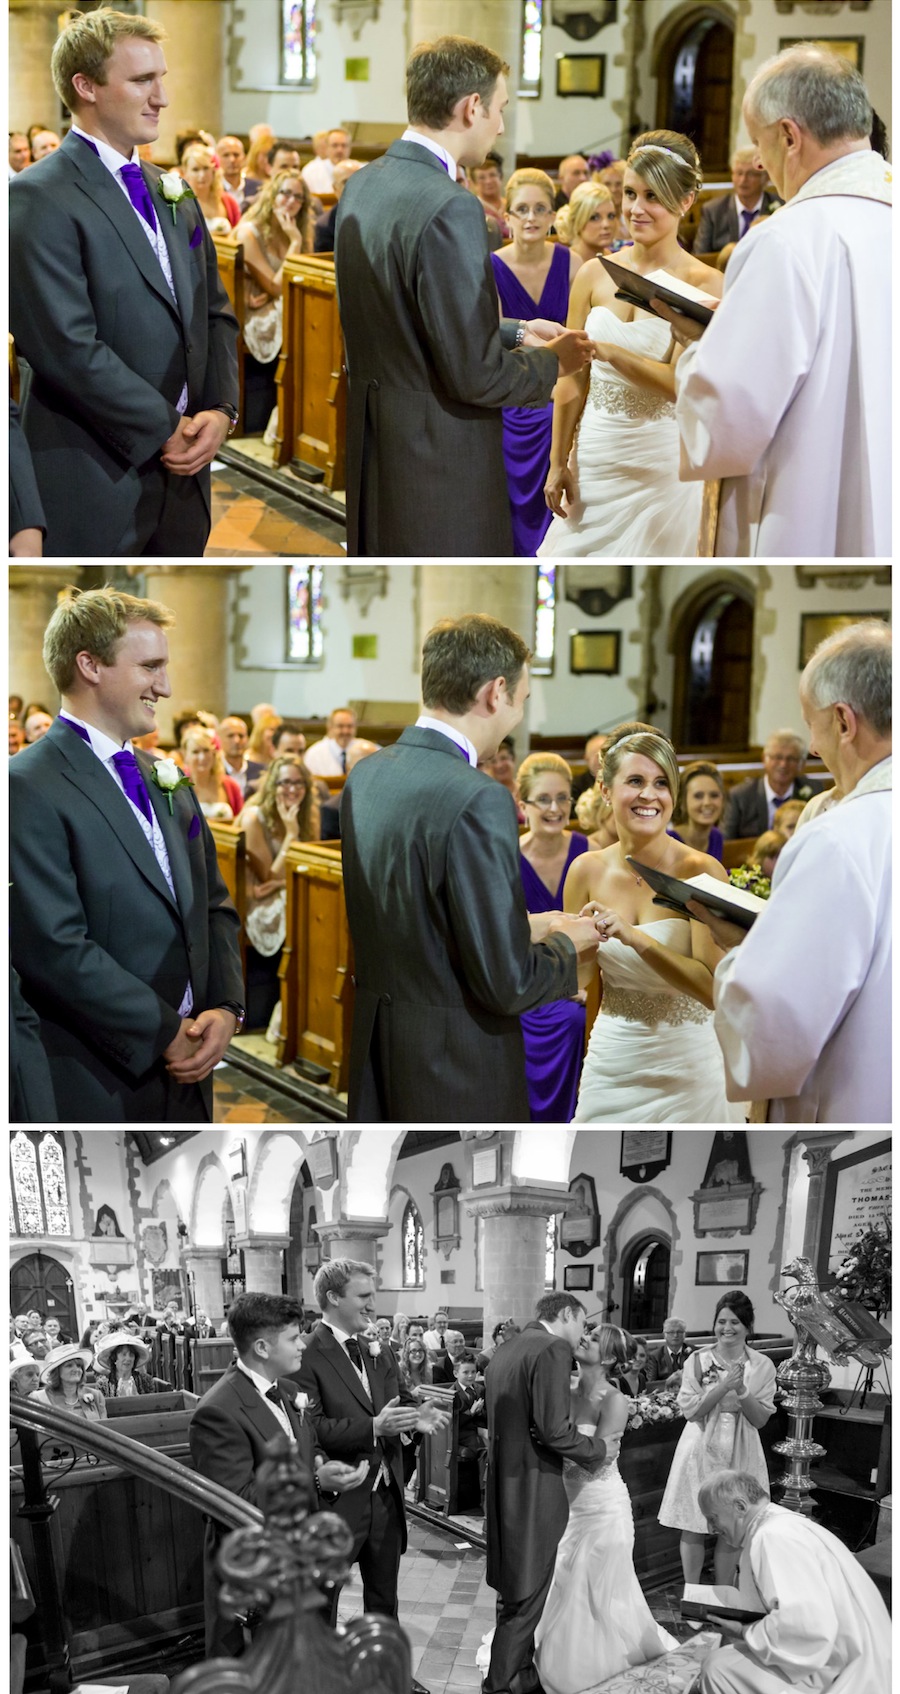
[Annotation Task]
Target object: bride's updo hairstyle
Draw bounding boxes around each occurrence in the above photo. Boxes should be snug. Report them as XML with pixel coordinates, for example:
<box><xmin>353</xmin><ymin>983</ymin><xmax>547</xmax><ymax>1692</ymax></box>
<box><xmin>626</xmin><ymin>128</ymin><xmax>703</xmax><ymax>217</ymax></box>
<box><xmin>593</xmin><ymin>1322</ymin><xmax>628</xmax><ymax>1369</ymax></box>
<box><xmin>601</xmin><ymin>723</ymin><xmax>680</xmax><ymax>803</ymax></box>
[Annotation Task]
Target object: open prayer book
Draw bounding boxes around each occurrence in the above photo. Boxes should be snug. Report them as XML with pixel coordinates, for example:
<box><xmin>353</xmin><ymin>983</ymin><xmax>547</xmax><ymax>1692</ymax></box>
<box><xmin>681</xmin><ymin>1584</ymin><xmax>766</xmax><ymax>1625</ymax></box>
<box><xmin>600</xmin><ymin>257</ymin><xmax>719</xmax><ymax>325</ymax></box>
<box><xmin>625</xmin><ymin>862</ymin><xmax>768</xmax><ymax>931</ymax></box>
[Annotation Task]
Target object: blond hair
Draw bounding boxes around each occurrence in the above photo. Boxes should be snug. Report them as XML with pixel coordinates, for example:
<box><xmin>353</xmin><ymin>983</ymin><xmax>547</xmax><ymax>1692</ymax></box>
<box><xmin>505</xmin><ymin>167</ymin><xmax>556</xmax><ymax>208</ymax></box>
<box><xmin>182</xmin><ymin>143</ymin><xmax>225</xmax><ymax>201</ymax></box>
<box><xmin>575</xmin><ymin>782</ymin><xmax>613</xmax><ymax>834</ymax></box>
<box><xmin>52</xmin><ymin>7</ymin><xmax>166</xmax><ymax>111</ymax></box>
<box><xmin>43</xmin><ymin>585</ymin><xmax>174</xmax><ymax>695</ymax></box>
<box><xmin>555</xmin><ymin>180</ymin><xmax>614</xmax><ymax>245</ymax></box>
<box><xmin>181</xmin><ymin>727</ymin><xmax>227</xmax><ymax>782</ymax></box>
<box><xmin>517</xmin><ymin>751</ymin><xmax>573</xmax><ymax>800</ymax></box>
<box><xmin>244</xmin><ymin>167</ymin><xmax>312</xmax><ymax>249</ymax></box>
<box><xmin>626</xmin><ymin>129</ymin><xmax>703</xmax><ymax>216</ymax></box>
<box><xmin>247</xmin><ymin>713</ymin><xmax>282</xmax><ymax>762</ymax></box>
<box><xmin>602</xmin><ymin>728</ymin><xmax>679</xmax><ymax>800</ymax></box>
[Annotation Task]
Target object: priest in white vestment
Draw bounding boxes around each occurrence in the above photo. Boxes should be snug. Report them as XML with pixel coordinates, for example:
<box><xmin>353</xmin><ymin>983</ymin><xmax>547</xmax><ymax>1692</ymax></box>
<box><xmin>689</xmin><ymin>621</ymin><xmax>891</xmax><ymax>1123</ymax></box>
<box><xmin>668</xmin><ymin>44</ymin><xmax>891</xmax><ymax>558</ymax></box>
<box><xmin>696</xmin><ymin>1471</ymin><xmax>890</xmax><ymax>1694</ymax></box>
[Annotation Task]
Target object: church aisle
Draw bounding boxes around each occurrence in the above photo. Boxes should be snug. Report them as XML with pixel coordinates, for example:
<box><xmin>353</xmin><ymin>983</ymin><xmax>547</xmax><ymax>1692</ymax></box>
<box><xmin>205</xmin><ymin>461</ymin><xmax>346</xmax><ymax>556</ymax></box>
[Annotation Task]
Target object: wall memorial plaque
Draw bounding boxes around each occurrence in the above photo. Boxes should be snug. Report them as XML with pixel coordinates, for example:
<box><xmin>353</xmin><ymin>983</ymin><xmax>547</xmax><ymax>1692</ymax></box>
<box><xmin>621</xmin><ymin>1132</ymin><xmax>672</xmax><ymax>1184</ymax></box>
<box><xmin>560</xmin><ymin>1173</ymin><xmax>600</xmax><ymax>1257</ymax></box>
<box><xmin>817</xmin><ymin>1137</ymin><xmax>891</xmax><ymax>1282</ymax></box>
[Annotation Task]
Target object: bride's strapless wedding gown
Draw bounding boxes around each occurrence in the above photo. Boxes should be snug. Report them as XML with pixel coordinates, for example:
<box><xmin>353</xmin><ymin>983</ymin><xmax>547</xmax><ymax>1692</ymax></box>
<box><xmin>574</xmin><ymin>916</ymin><xmax>746</xmax><ymax>1123</ymax></box>
<box><xmin>533</xmin><ymin>1432</ymin><xmax>678</xmax><ymax>1694</ymax></box>
<box><xmin>539</xmin><ymin>305</ymin><xmax>703</xmax><ymax>558</ymax></box>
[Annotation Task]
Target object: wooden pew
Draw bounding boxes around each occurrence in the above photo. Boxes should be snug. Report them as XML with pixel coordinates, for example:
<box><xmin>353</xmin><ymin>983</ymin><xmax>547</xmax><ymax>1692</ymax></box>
<box><xmin>276</xmin><ymin>253</ymin><xmax>346</xmax><ymax>490</ymax></box>
<box><xmin>212</xmin><ymin>234</ymin><xmax>247</xmax><ymax>432</ymax></box>
<box><xmin>208</xmin><ymin>818</ymin><xmax>248</xmax><ymax>976</ymax></box>
<box><xmin>278</xmin><ymin>839</ymin><xmax>354</xmax><ymax>1091</ymax></box>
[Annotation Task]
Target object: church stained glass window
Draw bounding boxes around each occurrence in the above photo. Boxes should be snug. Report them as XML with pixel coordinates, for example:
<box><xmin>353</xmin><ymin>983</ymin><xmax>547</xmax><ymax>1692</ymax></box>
<box><xmin>402</xmin><ymin>1199</ymin><xmax>424</xmax><ymax>1287</ymax></box>
<box><xmin>281</xmin><ymin>0</ymin><xmax>317</xmax><ymax>87</ymax></box>
<box><xmin>521</xmin><ymin>0</ymin><xmax>544</xmax><ymax>98</ymax></box>
<box><xmin>10</xmin><ymin>1131</ymin><xmax>71</xmax><ymax>1236</ymax></box>
<box><xmin>545</xmin><ymin>1214</ymin><xmax>557</xmax><ymax>1287</ymax></box>
<box><xmin>287</xmin><ymin>565</ymin><xmax>324</xmax><ymax>662</ymax></box>
<box><xmin>533</xmin><ymin>563</ymin><xmax>556</xmax><ymax>675</ymax></box>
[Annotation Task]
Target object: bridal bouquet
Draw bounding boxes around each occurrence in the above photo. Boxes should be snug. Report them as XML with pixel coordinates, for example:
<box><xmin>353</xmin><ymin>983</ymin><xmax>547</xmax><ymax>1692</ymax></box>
<box><xmin>626</xmin><ymin>1389</ymin><xmax>682</xmax><ymax>1428</ymax></box>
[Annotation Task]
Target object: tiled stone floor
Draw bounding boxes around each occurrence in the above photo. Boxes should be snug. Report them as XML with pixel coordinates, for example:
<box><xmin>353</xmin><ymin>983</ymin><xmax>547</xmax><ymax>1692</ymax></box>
<box><xmin>205</xmin><ymin>459</ymin><xmax>346</xmax><ymax>556</ymax></box>
<box><xmin>213</xmin><ymin>1058</ymin><xmax>332</xmax><ymax>1122</ymax></box>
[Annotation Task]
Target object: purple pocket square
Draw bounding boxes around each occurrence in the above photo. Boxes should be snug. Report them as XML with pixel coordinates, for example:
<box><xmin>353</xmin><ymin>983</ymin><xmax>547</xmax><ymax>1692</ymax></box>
<box><xmin>189</xmin><ymin>223</ymin><xmax>203</xmax><ymax>250</ymax></box>
<box><xmin>188</xmin><ymin>814</ymin><xmax>201</xmax><ymax>841</ymax></box>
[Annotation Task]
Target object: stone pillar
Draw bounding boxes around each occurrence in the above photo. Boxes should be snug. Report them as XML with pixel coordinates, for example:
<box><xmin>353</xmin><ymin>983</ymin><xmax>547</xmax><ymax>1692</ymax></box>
<box><xmin>9</xmin><ymin>1</ymin><xmax>62</xmax><ymax>137</ymax></box>
<box><xmin>800</xmin><ymin>1134</ymin><xmax>854</xmax><ymax>1264</ymax></box>
<box><xmin>239</xmin><ymin>1234</ymin><xmax>289</xmax><ymax>1294</ymax></box>
<box><xmin>145</xmin><ymin>1</ymin><xmax>227</xmax><ymax>165</ymax></box>
<box><xmin>9</xmin><ymin>567</ymin><xmax>86</xmax><ymax>713</ymax></box>
<box><xmin>315</xmin><ymin>1220</ymin><xmax>390</xmax><ymax>1267</ymax></box>
<box><xmin>417</xmin><ymin>565</ymin><xmax>536</xmax><ymax>751</ymax></box>
<box><xmin>408</xmin><ymin>0</ymin><xmax>523</xmax><ymax>167</ymax></box>
<box><xmin>182</xmin><ymin>1247</ymin><xmax>226</xmax><ymax>1326</ymax></box>
<box><xmin>466</xmin><ymin>1185</ymin><xmax>570</xmax><ymax>1345</ymax></box>
<box><xmin>139</xmin><ymin>566</ymin><xmax>243</xmax><ymax>743</ymax></box>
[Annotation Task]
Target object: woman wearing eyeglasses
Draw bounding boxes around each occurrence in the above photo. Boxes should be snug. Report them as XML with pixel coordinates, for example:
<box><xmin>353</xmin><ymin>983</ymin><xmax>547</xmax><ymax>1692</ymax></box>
<box><xmin>238</xmin><ymin>753</ymin><xmax>319</xmax><ymax>1032</ymax></box>
<box><xmin>490</xmin><ymin>169</ymin><xmax>584</xmax><ymax>557</ymax></box>
<box><xmin>235</xmin><ymin>169</ymin><xmax>313</xmax><ymax>432</ymax></box>
<box><xmin>516</xmin><ymin>753</ymin><xmax>589</xmax><ymax>1122</ymax></box>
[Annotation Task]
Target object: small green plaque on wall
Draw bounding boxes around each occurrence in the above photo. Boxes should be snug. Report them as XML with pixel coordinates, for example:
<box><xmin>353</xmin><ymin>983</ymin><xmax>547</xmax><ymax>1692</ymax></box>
<box><xmin>345</xmin><ymin>58</ymin><xmax>369</xmax><ymax>81</ymax></box>
<box><xmin>352</xmin><ymin>634</ymin><xmax>378</xmax><ymax>658</ymax></box>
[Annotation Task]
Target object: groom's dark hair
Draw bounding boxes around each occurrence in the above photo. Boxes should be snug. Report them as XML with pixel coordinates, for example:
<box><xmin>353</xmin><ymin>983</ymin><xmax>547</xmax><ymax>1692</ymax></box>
<box><xmin>407</xmin><ymin>36</ymin><xmax>508</xmax><ymax>130</ymax></box>
<box><xmin>535</xmin><ymin>1293</ymin><xmax>585</xmax><ymax>1323</ymax></box>
<box><xmin>422</xmin><ymin>615</ymin><xmax>530</xmax><ymax>714</ymax></box>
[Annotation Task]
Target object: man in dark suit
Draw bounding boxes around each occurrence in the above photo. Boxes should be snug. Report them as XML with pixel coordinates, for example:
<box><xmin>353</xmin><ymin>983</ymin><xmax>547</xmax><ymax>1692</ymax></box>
<box><xmin>293</xmin><ymin>1260</ymin><xmax>449</xmax><ymax>1694</ymax></box>
<box><xmin>9</xmin><ymin>402</ymin><xmax>46</xmax><ymax>557</ymax></box>
<box><xmin>189</xmin><ymin>1292</ymin><xmax>368</xmax><ymax>1658</ymax></box>
<box><xmin>484</xmin><ymin>1294</ymin><xmax>619</xmax><ymax>1694</ymax></box>
<box><xmin>9</xmin><ymin>9</ymin><xmax>238</xmax><ymax>557</ymax></box>
<box><xmin>9</xmin><ymin>585</ymin><xmax>245</xmax><ymax>1122</ymax></box>
<box><xmin>334</xmin><ymin>34</ymin><xmax>593</xmax><ymax>556</ymax></box>
<box><xmin>723</xmin><ymin>729</ymin><xmax>823</xmax><ymax>839</ymax></box>
<box><xmin>693</xmin><ymin>146</ymin><xmax>781</xmax><ymax>256</ymax></box>
<box><xmin>340</xmin><ymin>614</ymin><xmax>602</xmax><ymax>1122</ymax></box>
<box><xmin>644</xmin><ymin>1316</ymin><xmax>694</xmax><ymax>1391</ymax></box>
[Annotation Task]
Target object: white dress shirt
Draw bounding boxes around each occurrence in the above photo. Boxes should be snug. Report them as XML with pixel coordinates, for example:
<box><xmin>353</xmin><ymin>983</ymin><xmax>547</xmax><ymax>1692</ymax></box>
<box><xmin>235</xmin><ymin>1357</ymin><xmax>296</xmax><ymax>1442</ymax></box>
<box><xmin>302</xmin><ymin>156</ymin><xmax>335</xmax><ymax>194</ymax></box>
<box><xmin>400</xmin><ymin>129</ymin><xmax>457</xmax><ymax>179</ymax></box>
<box><xmin>415</xmin><ymin>715</ymin><xmax>477</xmax><ymax>767</ymax></box>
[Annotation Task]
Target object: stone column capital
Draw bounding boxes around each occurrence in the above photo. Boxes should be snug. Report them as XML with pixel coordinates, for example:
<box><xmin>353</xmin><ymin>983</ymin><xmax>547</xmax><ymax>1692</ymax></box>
<box><xmin>464</xmin><ymin>1184</ymin><xmax>571</xmax><ymax>1221</ymax></box>
<box><xmin>800</xmin><ymin>1133</ymin><xmax>854</xmax><ymax>1177</ymax></box>
<box><xmin>314</xmin><ymin>1219</ymin><xmax>390</xmax><ymax>1247</ymax></box>
<box><xmin>9</xmin><ymin>566</ymin><xmax>85</xmax><ymax>590</ymax></box>
<box><xmin>183</xmin><ymin>1246</ymin><xmax>227</xmax><ymax>1266</ymax></box>
<box><xmin>239</xmin><ymin>1233</ymin><xmax>291</xmax><ymax>1253</ymax></box>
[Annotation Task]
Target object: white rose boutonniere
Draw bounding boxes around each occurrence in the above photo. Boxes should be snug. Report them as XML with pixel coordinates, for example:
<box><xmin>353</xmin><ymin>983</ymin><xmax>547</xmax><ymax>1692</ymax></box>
<box><xmin>150</xmin><ymin>757</ymin><xmax>195</xmax><ymax>815</ymax></box>
<box><xmin>293</xmin><ymin>1391</ymin><xmax>309</xmax><ymax>1425</ymax></box>
<box><xmin>158</xmin><ymin>171</ymin><xmax>196</xmax><ymax>225</ymax></box>
<box><xmin>367</xmin><ymin>1341</ymin><xmax>382</xmax><ymax>1358</ymax></box>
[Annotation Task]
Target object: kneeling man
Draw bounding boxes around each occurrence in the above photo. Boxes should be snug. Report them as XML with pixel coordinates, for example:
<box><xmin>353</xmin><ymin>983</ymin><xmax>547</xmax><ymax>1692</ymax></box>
<box><xmin>697</xmin><ymin>1469</ymin><xmax>890</xmax><ymax>1693</ymax></box>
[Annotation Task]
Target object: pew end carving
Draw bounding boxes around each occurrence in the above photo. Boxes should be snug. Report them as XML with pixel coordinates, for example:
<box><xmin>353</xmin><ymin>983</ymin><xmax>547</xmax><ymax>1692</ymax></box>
<box><xmin>276</xmin><ymin>255</ymin><xmax>346</xmax><ymax>491</ymax></box>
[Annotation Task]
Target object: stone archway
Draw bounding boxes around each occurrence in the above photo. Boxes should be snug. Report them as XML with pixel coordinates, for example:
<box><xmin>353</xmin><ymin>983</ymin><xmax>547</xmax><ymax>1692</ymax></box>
<box><xmin>621</xmin><ymin>1232</ymin><xmax>671</xmax><ymax>1332</ymax></box>
<box><xmin>653</xmin><ymin>2</ymin><xmax>736</xmax><ymax>176</ymax></box>
<box><xmin>605</xmin><ymin>1184</ymin><xmax>681</xmax><ymax>1329</ymax></box>
<box><xmin>190</xmin><ymin>1153</ymin><xmax>232</xmax><ymax>1248</ymax></box>
<box><xmin>669</xmin><ymin>572</ymin><xmax>756</xmax><ymax>750</ymax></box>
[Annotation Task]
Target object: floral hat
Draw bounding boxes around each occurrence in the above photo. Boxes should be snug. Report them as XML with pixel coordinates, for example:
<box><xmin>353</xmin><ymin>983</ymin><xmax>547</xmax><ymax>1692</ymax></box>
<box><xmin>93</xmin><ymin>1329</ymin><xmax>152</xmax><ymax>1368</ymax></box>
<box><xmin>39</xmin><ymin>1342</ymin><xmax>94</xmax><ymax>1383</ymax></box>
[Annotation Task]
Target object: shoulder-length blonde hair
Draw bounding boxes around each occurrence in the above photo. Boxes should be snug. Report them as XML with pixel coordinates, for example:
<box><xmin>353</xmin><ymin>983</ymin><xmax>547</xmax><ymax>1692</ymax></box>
<box><xmin>182</xmin><ymin>143</ymin><xmax>225</xmax><ymax>201</ymax></box>
<box><xmin>247</xmin><ymin>713</ymin><xmax>282</xmax><ymax>762</ymax></box>
<box><xmin>555</xmin><ymin>180</ymin><xmax>614</xmax><ymax>245</ymax></box>
<box><xmin>245</xmin><ymin>168</ymin><xmax>312</xmax><ymax>249</ymax></box>
<box><xmin>254</xmin><ymin>754</ymin><xmax>318</xmax><ymax>841</ymax></box>
<box><xmin>182</xmin><ymin>727</ymin><xmax>227</xmax><ymax>782</ymax></box>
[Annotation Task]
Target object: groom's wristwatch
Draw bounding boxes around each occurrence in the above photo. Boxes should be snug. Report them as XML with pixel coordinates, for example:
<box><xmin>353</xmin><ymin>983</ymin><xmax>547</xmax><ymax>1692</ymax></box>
<box><xmin>217</xmin><ymin>1002</ymin><xmax>246</xmax><ymax>1034</ymax></box>
<box><xmin>212</xmin><ymin>402</ymin><xmax>239</xmax><ymax>436</ymax></box>
<box><xmin>514</xmin><ymin>320</ymin><xmax>527</xmax><ymax>347</ymax></box>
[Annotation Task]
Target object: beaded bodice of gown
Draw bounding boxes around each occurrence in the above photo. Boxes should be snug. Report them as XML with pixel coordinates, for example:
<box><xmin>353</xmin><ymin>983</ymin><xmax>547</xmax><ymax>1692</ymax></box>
<box><xmin>598</xmin><ymin>916</ymin><xmax>711</xmax><ymax>1027</ymax></box>
<box><xmin>585</xmin><ymin>305</ymin><xmax>675</xmax><ymax>422</ymax></box>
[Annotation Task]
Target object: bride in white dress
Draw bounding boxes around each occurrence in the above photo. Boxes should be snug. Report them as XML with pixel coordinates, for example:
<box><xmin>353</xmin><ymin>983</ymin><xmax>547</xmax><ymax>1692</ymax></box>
<box><xmin>564</xmin><ymin>726</ymin><xmax>745</xmax><ymax>1123</ymax></box>
<box><xmin>534</xmin><ymin>1323</ymin><xmax>677</xmax><ymax>1694</ymax></box>
<box><xmin>540</xmin><ymin>130</ymin><xmax>723</xmax><ymax>558</ymax></box>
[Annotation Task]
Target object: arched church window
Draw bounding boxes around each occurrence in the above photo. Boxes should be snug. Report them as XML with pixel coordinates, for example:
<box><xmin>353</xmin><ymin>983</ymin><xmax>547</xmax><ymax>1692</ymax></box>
<box><xmin>521</xmin><ymin>1</ymin><xmax>544</xmax><ymax>98</ymax></box>
<box><xmin>287</xmin><ymin>565</ymin><xmax>324</xmax><ymax>662</ymax></box>
<box><xmin>281</xmin><ymin>1</ymin><xmax>318</xmax><ymax>87</ymax></box>
<box><xmin>534</xmin><ymin>562</ymin><xmax>556</xmax><ymax>675</ymax></box>
<box><xmin>402</xmin><ymin>1199</ymin><xmax>424</xmax><ymax>1288</ymax></box>
<box><xmin>545</xmin><ymin>1214</ymin><xmax>558</xmax><ymax>1287</ymax></box>
<box><xmin>10</xmin><ymin>1132</ymin><xmax>71</xmax><ymax>1237</ymax></box>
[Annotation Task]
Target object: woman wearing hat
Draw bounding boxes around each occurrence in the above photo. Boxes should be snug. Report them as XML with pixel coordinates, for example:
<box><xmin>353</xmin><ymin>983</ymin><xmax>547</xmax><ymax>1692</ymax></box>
<box><xmin>10</xmin><ymin>1357</ymin><xmax>41</xmax><ymax>1399</ymax></box>
<box><xmin>31</xmin><ymin>1343</ymin><xmax>107</xmax><ymax>1420</ymax></box>
<box><xmin>94</xmin><ymin>1331</ymin><xmax>160</xmax><ymax>1398</ymax></box>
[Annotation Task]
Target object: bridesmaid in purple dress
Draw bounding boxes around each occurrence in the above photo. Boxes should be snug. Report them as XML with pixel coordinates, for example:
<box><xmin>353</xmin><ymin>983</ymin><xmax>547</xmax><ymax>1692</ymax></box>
<box><xmin>491</xmin><ymin>170</ymin><xmax>582</xmax><ymax>556</ymax></box>
<box><xmin>517</xmin><ymin>753</ymin><xmax>589</xmax><ymax>1121</ymax></box>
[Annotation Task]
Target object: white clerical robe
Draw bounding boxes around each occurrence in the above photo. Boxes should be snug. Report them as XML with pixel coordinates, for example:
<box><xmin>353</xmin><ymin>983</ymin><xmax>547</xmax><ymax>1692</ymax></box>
<box><xmin>713</xmin><ymin>760</ymin><xmax>891</xmax><ymax>1122</ymax></box>
<box><xmin>675</xmin><ymin>150</ymin><xmax>891</xmax><ymax>557</ymax></box>
<box><xmin>700</xmin><ymin>1505</ymin><xmax>891</xmax><ymax>1694</ymax></box>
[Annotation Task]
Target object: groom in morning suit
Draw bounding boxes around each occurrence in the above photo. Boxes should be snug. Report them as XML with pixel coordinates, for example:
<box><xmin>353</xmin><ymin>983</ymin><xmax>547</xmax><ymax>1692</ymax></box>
<box><xmin>484</xmin><ymin>1294</ymin><xmax>619</xmax><ymax>1694</ymax></box>
<box><xmin>9</xmin><ymin>8</ymin><xmax>238</xmax><ymax>557</ymax></box>
<box><xmin>340</xmin><ymin>615</ymin><xmax>602</xmax><ymax>1121</ymax></box>
<box><xmin>292</xmin><ymin>1260</ymin><xmax>450</xmax><ymax>1694</ymax></box>
<box><xmin>188</xmin><ymin>1293</ymin><xmax>369</xmax><ymax>1659</ymax></box>
<box><xmin>334</xmin><ymin>34</ymin><xmax>594</xmax><ymax>556</ymax></box>
<box><xmin>9</xmin><ymin>586</ymin><xmax>245</xmax><ymax>1123</ymax></box>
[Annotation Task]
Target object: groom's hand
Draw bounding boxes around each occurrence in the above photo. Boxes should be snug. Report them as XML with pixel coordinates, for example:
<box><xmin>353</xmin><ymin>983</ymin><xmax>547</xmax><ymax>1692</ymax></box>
<box><xmin>546</xmin><ymin>913</ymin><xmax>600</xmax><ymax>989</ymax></box>
<box><xmin>164</xmin><ymin>1008</ymin><xmax>238</xmax><ymax>1083</ymax></box>
<box><xmin>161</xmin><ymin>410</ymin><xmax>232</xmax><ymax>476</ymax></box>
<box><xmin>547</xmin><ymin>329</ymin><xmax>594</xmax><ymax>377</ymax></box>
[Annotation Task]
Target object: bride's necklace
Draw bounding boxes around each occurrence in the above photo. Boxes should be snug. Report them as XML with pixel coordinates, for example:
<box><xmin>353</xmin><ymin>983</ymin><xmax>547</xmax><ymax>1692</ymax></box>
<box><xmin>620</xmin><ymin>834</ymin><xmax>670</xmax><ymax>887</ymax></box>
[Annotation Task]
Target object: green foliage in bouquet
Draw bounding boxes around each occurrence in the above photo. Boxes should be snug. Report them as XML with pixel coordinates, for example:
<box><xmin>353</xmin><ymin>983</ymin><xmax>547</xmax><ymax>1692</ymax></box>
<box><xmin>626</xmin><ymin>1389</ymin><xmax>683</xmax><ymax>1429</ymax></box>
<box><xmin>729</xmin><ymin>864</ymin><xmax>772</xmax><ymax>899</ymax></box>
<box><xmin>833</xmin><ymin>1215</ymin><xmax>891</xmax><ymax>1314</ymax></box>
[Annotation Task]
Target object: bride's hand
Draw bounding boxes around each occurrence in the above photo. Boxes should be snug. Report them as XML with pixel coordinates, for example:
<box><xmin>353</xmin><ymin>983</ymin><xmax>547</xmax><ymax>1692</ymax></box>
<box><xmin>579</xmin><ymin>902</ymin><xmax>640</xmax><ymax>950</ymax></box>
<box><xmin>544</xmin><ymin>463</ymin><xmax>577</xmax><ymax>517</ymax></box>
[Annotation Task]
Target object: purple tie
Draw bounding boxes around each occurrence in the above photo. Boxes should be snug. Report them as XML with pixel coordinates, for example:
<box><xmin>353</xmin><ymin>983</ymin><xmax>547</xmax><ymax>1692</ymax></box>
<box><xmin>739</xmin><ymin>206</ymin><xmax>756</xmax><ymax>238</ymax></box>
<box><xmin>119</xmin><ymin>160</ymin><xmax>159</xmax><ymax>233</ymax></box>
<box><xmin>111</xmin><ymin>749</ymin><xmax>154</xmax><ymax>825</ymax></box>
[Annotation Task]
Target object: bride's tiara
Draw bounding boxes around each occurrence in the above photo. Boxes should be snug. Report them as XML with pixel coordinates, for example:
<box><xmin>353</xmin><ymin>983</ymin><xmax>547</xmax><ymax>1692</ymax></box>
<box><xmin>631</xmin><ymin>143</ymin><xmax>681</xmax><ymax>160</ymax></box>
